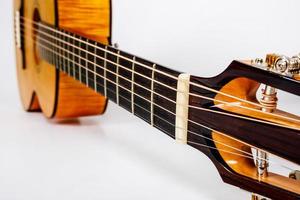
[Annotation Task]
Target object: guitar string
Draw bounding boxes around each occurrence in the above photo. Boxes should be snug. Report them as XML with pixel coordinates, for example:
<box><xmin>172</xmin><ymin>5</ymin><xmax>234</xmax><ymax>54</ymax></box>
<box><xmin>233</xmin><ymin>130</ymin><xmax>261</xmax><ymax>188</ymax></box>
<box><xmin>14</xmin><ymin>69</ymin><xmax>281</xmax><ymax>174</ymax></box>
<box><xmin>20</xmin><ymin>34</ymin><xmax>293</xmax><ymax>172</ymax></box>
<box><xmin>18</xmin><ymin>20</ymin><xmax>300</xmax><ymax>126</ymax></box>
<box><xmin>18</xmin><ymin>23</ymin><xmax>300</xmax><ymax>129</ymax></box>
<box><xmin>18</xmin><ymin>33</ymin><xmax>296</xmax><ymax>171</ymax></box>
<box><xmin>20</xmin><ymin>26</ymin><xmax>300</xmax><ymax>170</ymax></box>
<box><xmin>19</xmin><ymin>17</ymin><xmax>271</xmax><ymax>109</ymax></box>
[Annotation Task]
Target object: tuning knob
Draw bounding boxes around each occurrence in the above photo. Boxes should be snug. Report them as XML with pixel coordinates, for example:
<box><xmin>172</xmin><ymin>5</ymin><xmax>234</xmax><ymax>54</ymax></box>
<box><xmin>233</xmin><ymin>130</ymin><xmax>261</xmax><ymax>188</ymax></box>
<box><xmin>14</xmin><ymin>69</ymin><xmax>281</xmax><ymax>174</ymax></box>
<box><xmin>289</xmin><ymin>54</ymin><xmax>300</xmax><ymax>74</ymax></box>
<box><xmin>265</xmin><ymin>53</ymin><xmax>300</xmax><ymax>77</ymax></box>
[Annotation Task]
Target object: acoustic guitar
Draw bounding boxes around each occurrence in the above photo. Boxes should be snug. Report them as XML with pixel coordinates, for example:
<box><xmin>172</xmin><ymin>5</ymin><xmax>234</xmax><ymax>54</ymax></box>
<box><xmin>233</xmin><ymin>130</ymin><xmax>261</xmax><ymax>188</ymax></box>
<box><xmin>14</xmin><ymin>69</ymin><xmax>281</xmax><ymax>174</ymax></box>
<box><xmin>13</xmin><ymin>0</ymin><xmax>300</xmax><ymax>199</ymax></box>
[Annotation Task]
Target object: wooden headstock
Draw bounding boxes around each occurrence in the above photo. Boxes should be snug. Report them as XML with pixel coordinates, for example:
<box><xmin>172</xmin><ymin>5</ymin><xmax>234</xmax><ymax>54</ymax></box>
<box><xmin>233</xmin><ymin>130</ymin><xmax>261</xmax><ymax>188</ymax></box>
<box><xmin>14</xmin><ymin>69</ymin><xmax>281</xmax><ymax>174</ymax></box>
<box><xmin>187</xmin><ymin>57</ymin><xmax>300</xmax><ymax>199</ymax></box>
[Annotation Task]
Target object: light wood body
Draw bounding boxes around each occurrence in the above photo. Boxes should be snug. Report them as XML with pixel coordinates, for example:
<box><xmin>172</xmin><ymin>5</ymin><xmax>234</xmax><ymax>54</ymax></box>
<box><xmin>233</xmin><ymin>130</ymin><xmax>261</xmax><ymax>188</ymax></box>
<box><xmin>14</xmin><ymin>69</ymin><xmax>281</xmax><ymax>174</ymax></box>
<box><xmin>14</xmin><ymin>0</ymin><xmax>109</xmax><ymax>118</ymax></box>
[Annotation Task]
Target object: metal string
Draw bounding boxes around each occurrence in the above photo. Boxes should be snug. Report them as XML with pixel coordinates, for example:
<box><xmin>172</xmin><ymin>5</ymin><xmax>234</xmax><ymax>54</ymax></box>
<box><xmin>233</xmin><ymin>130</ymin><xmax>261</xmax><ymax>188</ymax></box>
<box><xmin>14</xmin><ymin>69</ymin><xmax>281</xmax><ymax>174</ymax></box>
<box><xmin>18</xmin><ymin>19</ymin><xmax>300</xmax><ymax>127</ymax></box>
<box><xmin>19</xmin><ymin>23</ymin><xmax>300</xmax><ymax>132</ymax></box>
<box><xmin>18</xmin><ymin>32</ymin><xmax>296</xmax><ymax>171</ymax></box>
<box><xmin>19</xmin><ymin>17</ymin><xmax>270</xmax><ymax>109</ymax></box>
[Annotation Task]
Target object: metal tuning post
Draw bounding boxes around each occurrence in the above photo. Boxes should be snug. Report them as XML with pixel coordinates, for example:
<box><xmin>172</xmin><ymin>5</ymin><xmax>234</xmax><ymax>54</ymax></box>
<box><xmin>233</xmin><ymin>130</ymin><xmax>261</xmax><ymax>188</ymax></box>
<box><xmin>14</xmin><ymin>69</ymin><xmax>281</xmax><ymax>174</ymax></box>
<box><xmin>251</xmin><ymin>58</ymin><xmax>277</xmax><ymax>200</ymax></box>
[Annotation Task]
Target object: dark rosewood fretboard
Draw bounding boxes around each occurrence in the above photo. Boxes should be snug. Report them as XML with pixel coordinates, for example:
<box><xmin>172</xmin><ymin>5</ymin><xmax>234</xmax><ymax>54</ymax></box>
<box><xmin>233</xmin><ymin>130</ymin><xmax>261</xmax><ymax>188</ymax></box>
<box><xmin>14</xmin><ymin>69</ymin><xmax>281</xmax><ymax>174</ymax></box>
<box><xmin>36</xmin><ymin>22</ymin><xmax>181</xmax><ymax>139</ymax></box>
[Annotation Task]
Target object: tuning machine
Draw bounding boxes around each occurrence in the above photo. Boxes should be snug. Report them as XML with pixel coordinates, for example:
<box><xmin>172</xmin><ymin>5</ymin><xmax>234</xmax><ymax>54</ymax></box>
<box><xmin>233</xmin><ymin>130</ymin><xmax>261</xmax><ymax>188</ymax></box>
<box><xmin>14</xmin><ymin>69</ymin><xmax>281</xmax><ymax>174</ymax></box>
<box><xmin>265</xmin><ymin>53</ymin><xmax>300</xmax><ymax>78</ymax></box>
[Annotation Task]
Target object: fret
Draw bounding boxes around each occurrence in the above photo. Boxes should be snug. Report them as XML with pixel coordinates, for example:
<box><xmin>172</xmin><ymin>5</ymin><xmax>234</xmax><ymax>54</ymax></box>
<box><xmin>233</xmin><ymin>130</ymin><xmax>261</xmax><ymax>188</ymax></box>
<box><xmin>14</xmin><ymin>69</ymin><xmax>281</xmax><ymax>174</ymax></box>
<box><xmin>118</xmin><ymin>51</ymin><xmax>135</xmax><ymax>112</ymax></box>
<box><xmin>133</xmin><ymin>57</ymin><xmax>153</xmax><ymax>123</ymax></box>
<box><xmin>79</xmin><ymin>36</ymin><xmax>87</xmax><ymax>84</ymax></box>
<box><xmin>106</xmin><ymin>46</ymin><xmax>118</xmax><ymax>102</ymax></box>
<box><xmin>152</xmin><ymin>65</ymin><xmax>180</xmax><ymax>138</ymax></box>
<box><xmin>59</xmin><ymin>31</ymin><xmax>64</xmax><ymax>71</ymax></box>
<box><xmin>131</xmin><ymin>57</ymin><xmax>136</xmax><ymax>114</ymax></box>
<box><xmin>66</xmin><ymin>31</ymin><xmax>71</xmax><ymax>76</ymax></box>
<box><xmin>62</xmin><ymin>31</ymin><xmax>67</xmax><ymax>72</ymax></box>
<box><xmin>68</xmin><ymin>33</ymin><xmax>75</xmax><ymax>78</ymax></box>
<box><xmin>63</xmin><ymin>30</ymin><xmax>68</xmax><ymax>74</ymax></box>
<box><xmin>103</xmin><ymin>46</ymin><xmax>108</xmax><ymax>97</ymax></box>
<box><xmin>116</xmin><ymin>50</ymin><xmax>120</xmax><ymax>105</ymax></box>
<box><xmin>85</xmin><ymin>39</ymin><xmax>90</xmax><ymax>86</ymax></box>
<box><xmin>72</xmin><ymin>33</ymin><xmax>77</xmax><ymax>78</ymax></box>
<box><xmin>93</xmin><ymin>41</ymin><xmax>98</xmax><ymax>92</ymax></box>
<box><xmin>73</xmin><ymin>35</ymin><xmax>80</xmax><ymax>81</ymax></box>
<box><xmin>95</xmin><ymin>42</ymin><xmax>105</xmax><ymax>95</ymax></box>
<box><xmin>87</xmin><ymin>40</ymin><xmax>96</xmax><ymax>90</ymax></box>
<box><xmin>55</xmin><ymin>31</ymin><xmax>59</xmax><ymax>69</ymax></box>
<box><xmin>150</xmin><ymin>64</ymin><xmax>156</xmax><ymax>126</ymax></box>
<box><xmin>50</xmin><ymin>28</ymin><xmax>56</xmax><ymax>66</ymax></box>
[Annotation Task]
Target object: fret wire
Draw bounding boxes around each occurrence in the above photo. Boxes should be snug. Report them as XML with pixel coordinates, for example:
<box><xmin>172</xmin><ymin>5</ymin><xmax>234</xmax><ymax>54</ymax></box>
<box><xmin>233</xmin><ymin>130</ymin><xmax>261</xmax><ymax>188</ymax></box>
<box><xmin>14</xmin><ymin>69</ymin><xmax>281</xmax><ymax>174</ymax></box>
<box><xmin>57</xmin><ymin>31</ymin><xmax>61</xmax><ymax>70</ymax></box>
<box><xmin>62</xmin><ymin>32</ymin><xmax>66</xmax><ymax>72</ymax></box>
<box><xmin>150</xmin><ymin>64</ymin><xmax>156</xmax><ymax>126</ymax></box>
<box><xmin>104</xmin><ymin>46</ymin><xmax>108</xmax><ymax>97</ymax></box>
<box><xmin>63</xmin><ymin>31</ymin><xmax>68</xmax><ymax>74</ymax></box>
<box><xmin>52</xmin><ymin>30</ymin><xmax>56</xmax><ymax>66</ymax></box>
<box><xmin>72</xmin><ymin>33</ymin><xmax>76</xmax><ymax>78</ymax></box>
<box><xmin>67</xmin><ymin>32</ymin><xmax>71</xmax><ymax>76</ymax></box>
<box><xmin>78</xmin><ymin>36</ymin><xmax>82</xmax><ymax>83</ymax></box>
<box><xmin>131</xmin><ymin>56</ymin><xmax>136</xmax><ymax>114</ymax></box>
<box><xmin>55</xmin><ymin>31</ymin><xmax>59</xmax><ymax>69</ymax></box>
<box><xmin>86</xmin><ymin>39</ymin><xmax>89</xmax><ymax>86</ymax></box>
<box><xmin>94</xmin><ymin>41</ymin><xmax>98</xmax><ymax>92</ymax></box>
<box><xmin>53</xmin><ymin>31</ymin><xmax>57</xmax><ymax>68</ymax></box>
<box><xmin>116</xmin><ymin>50</ymin><xmax>120</xmax><ymax>105</ymax></box>
<box><xmin>61</xmin><ymin>30</ymin><xmax>64</xmax><ymax>71</ymax></box>
<box><xmin>60</xmin><ymin>32</ymin><xmax>64</xmax><ymax>71</ymax></box>
<box><xmin>50</xmin><ymin>29</ymin><xmax>53</xmax><ymax>63</ymax></box>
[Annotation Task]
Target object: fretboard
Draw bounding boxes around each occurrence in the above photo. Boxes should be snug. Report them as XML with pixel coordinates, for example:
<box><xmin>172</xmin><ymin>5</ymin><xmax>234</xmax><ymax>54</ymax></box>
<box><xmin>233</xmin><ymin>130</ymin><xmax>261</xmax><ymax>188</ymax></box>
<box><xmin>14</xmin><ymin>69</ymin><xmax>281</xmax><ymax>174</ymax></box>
<box><xmin>36</xmin><ymin>23</ymin><xmax>181</xmax><ymax>139</ymax></box>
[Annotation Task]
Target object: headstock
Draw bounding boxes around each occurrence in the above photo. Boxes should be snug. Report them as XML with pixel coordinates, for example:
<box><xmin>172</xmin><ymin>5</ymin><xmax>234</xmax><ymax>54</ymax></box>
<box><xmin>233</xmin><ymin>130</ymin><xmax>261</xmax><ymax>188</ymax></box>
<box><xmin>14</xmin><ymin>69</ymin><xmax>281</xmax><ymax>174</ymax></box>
<box><xmin>187</xmin><ymin>53</ymin><xmax>300</xmax><ymax>199</ymax></box>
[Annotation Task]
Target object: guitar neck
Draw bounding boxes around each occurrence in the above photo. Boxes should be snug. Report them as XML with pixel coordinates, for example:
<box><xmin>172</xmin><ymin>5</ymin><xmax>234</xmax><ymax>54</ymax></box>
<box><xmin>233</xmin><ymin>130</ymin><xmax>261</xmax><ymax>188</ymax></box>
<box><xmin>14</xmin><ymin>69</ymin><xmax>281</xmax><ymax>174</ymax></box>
<box><xmin>37</xmin><ymin>22</ymin><xmax>181</xmax><ymax>139</ymax></box>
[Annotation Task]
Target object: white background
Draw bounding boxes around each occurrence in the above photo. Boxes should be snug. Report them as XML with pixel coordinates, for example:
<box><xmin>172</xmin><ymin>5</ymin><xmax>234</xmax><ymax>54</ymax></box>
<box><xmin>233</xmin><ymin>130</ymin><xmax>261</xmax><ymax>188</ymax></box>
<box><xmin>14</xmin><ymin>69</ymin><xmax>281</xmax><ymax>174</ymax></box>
<box><xmin>0</xmin><ymin>0</ymin><xmax>299</xmax><ymax>199</ymax></box>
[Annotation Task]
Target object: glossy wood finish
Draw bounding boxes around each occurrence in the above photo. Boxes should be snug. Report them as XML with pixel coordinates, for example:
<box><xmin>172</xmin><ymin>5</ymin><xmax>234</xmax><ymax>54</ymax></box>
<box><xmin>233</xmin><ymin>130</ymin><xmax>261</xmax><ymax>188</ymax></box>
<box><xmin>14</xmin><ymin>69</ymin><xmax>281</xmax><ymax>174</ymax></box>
<box><xmin>15</xmin><ymin>0</ymin><xmax>58</xmax><ymax>117</ymax></box>
<box><xmin>55</xmin><ymin>0</ymin><xmax>110</xmax><ymax>118</ymax></box>
<box><xmin>15</xmin><ymin>0</ymin><xmax>109</xmax><ymax>118</ymax></box>
<box><xmin>188</xmin><ymin>61</ymin><xmax>300</xmax><ymax>199</ymax></box>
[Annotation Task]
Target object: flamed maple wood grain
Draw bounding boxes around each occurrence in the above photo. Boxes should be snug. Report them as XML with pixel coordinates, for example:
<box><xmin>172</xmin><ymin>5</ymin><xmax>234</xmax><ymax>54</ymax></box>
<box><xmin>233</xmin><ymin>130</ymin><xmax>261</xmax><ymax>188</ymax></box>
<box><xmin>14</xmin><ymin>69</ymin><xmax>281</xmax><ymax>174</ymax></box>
<box><xmin>55</xmin><ymin>0</ymin><xmax>110</xmax><ymax>118</ymax></box>
<box><xmin>15</xmin><ymin>0</ymin><xmax>110</xmax><ymax>118</ymax></box>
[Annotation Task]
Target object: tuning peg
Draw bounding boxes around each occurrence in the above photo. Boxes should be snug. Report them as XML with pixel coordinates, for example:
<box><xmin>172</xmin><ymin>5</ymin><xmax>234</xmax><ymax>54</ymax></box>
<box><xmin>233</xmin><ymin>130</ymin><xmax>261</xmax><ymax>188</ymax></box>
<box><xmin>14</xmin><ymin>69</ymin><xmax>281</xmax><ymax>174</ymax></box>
<box><xmin>265</xmin><ymin>53</ymin><xmax>300</xmax><ymax>77</ymax></box>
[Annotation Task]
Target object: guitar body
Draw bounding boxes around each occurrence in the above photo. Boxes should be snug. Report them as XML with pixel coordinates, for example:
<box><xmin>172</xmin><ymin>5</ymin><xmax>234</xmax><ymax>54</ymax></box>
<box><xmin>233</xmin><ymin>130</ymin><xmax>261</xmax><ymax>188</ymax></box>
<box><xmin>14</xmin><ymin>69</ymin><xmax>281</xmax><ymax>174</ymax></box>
<box><xmin>14</xmin><ymin>0</ymin><xmax>109</xmax><ymax>118</ymax></box>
